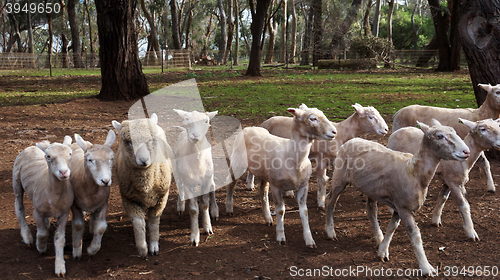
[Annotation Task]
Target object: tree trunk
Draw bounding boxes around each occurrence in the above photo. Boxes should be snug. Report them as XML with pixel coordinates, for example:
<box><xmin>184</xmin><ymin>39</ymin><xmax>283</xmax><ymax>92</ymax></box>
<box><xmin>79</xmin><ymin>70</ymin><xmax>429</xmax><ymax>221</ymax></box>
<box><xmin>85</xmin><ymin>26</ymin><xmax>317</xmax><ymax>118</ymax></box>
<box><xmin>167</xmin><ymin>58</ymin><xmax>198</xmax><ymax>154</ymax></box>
<box><xmin>95</xmin><ymin>0</ymin><xmax>149</xmax><ymax>101</ymax></box>
<box><xmin>233</xmin><ymin>0</ymin><xmax>240</xmax><ymax>65</ymax></box>
<box><xmin>170</xmin><ymin>0</ymin><xmax>182</xmax><ymax>49</ymax></box>
<box><xmin>84</xmin><ymin>0</ymin><xmax>96</xmax><ymax>67</ymax></box>
<box><xmin>279</xmin><ymin>0</ymin><xmax>287</xmax><ymax>63</ymax></box>
<box><xmin>246</xmin><ymin>0</ymin><xmax>272</xmax><ymax>76</ymax></box>
<box><xmin>372</xmin><ymin>0</ymin><xmax>381</xmax><ymax>37</ymax></box>
<box><xmin>224</xmin><ymin>0</ymin><xmax>234</xmax><ymax>63</ymax></box>
<box><xmin>362</xmin><ymin>0</ymin><xmax>373</xmax><ymax>37</ymax></box>
<box><xmin>184</xmin><ymin>8</ymin><xmax>193</xmax><ymax>49</ymax></box>
<box><xmin>61</xmin><ymin>34</ymin><xmax>69</xmax><ymax>68</ymax></box>
<box><xmin>387</xmin><ymin>0</ymin><xmax>395</xmax><ymax>42</ymax></box>
<box><xmin>428</xmin><ymin>0</ymin><xmax>451</xmax><ymax>71</ymax></box>
<box><xmin>45</xmin><ymin>11</ymin><xmax>53</xmax><ymax>68</ymax></box>
<box><xmin>265</xmin><ymin>18</ymin><xmax>278</xmax><ymax>63</ymax></box>
<box><xmin>300</xmin><ymin>4</ymin><xmax>313</xmax><ymax>65</ymax></box>
<box><xmin>289</xmin><ymin>0</ymin><xmax>297</xmax><ymax>63</ymax></box>
<box><xmin>458</xmin><ymin>0</ymin><xmax>500</xmax><ymax>106</ymax></box>
<box><xmin>217</xmin><ymin>0</ymin><xmax>227</xmax><ymax>64</ymax></box>
<box><xmin>67</xmin><ymin>0</ymin><xmax>83</xmax><ymax>68</ymax></box>
<box><xmin>411</xmin><ymin>0</ymin><xmax>420</xmax><ymax>50</ymax></box>
<box><xmin>140</xmin><ymin>0</ymin><xmax>161</xmax><ymax>62</ymax></box>
<box><xmin>200</xmin><ymin>14</ymin><xmax>213</xmax><ymax>58</ymax></box>
<box><xmin>312</xmin><ymin>0</ymin><xmax>322</xmax><ymax>66</ymax></box>
<box><xmin>327</xmin><ymin>0</ymin><xmax>362</xmax><ymax>58</ymax></box>
<box><xmin>449</xmin><ymin>0</ymin><xmax>461</xmax><ymax>70</ymax></box>
<box><xmin>26</xmin><ymin>0</ymin><xmax>35</xmax><ymax>67</ymax></box>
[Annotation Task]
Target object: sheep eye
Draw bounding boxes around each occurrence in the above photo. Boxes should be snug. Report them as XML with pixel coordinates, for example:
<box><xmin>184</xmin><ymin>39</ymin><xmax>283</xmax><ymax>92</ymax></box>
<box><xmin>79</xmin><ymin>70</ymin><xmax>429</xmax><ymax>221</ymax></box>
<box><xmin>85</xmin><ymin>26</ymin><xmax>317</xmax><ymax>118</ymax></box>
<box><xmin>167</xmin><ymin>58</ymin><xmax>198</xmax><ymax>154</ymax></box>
<box><xmin>309</xmin><ymin>116</ymin><xmax>318</xmax><ymax>122</ymax></box>
<box><xmin>88</xmin><ymin>159</ymin><xmax>94</xmax><ymax>163</ymax></box>
<box><xmin>46</xmin><ymin>155</ymin><xmax>51</xmax><ymax>160</ymax></box>
<box><xmin>437</xmin><ymin>134</ymin><xmax>445</xmax><ymax>140</ymax></box>
<box><xmin>368</xmin><ymin>116</ymin><xmax>374</xmax><ymax>120</ymax></box>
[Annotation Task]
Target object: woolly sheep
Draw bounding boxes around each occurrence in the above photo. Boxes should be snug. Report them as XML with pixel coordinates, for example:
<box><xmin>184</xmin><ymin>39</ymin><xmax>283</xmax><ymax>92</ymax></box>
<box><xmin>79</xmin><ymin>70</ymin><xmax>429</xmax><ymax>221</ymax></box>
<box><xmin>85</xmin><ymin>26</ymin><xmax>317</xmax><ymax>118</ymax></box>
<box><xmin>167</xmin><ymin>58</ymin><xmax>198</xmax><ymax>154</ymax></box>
<box><xmin>325</xmin><ymin>120</ymin><xmax>470</xmax><ymax>276</ymax></box>
<box><xmin>70</xmin><ymin>130</ymin><xmax>116</xmax><ymax>260</ymax></box>
<box><xmin>13</xmin><ymin>136</ymin><xmax>73</xmax><ymax>277</ymax></box>
<box><xmin>387</xmin><ymin>118</ymin><xmax>500</xmax><ymax>241</ymax></box>
<box><xmin>112</xmin><ymin>113</ymin><xmax>172</xmax><ymax>257</ymax></box>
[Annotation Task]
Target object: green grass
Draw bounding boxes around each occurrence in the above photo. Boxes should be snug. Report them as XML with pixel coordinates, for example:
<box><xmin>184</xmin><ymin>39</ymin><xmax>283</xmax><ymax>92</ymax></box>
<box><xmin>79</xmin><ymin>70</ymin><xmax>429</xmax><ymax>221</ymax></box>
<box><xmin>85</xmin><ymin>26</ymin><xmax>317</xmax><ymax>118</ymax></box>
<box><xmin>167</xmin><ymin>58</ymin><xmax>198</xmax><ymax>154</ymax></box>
<box><xmin>0</xmin><ymin>68</ymin><xmax>476</xmax><ymax>123</ymax></box>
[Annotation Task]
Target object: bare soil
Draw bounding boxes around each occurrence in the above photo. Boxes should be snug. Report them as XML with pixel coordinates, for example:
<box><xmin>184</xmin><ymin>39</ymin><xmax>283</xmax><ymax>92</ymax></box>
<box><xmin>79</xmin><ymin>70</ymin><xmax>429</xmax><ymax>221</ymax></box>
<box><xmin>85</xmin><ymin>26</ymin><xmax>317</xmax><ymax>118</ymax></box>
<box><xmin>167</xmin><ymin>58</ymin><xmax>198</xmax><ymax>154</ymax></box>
<box><xmin>0</xmin><ymin>74</ymin><xmax>499</xmax><ymax>280</ymax></box>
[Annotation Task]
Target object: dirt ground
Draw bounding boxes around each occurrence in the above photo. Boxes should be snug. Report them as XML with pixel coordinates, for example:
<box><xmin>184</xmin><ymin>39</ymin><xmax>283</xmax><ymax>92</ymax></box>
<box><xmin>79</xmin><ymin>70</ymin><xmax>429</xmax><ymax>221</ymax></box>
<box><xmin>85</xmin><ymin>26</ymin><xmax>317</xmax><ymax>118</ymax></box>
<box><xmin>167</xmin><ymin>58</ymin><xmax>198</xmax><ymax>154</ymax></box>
<box><xmin>0</xmin><ymin>75</ymin><xmax>499</xmax><ymax>280</ymax></box>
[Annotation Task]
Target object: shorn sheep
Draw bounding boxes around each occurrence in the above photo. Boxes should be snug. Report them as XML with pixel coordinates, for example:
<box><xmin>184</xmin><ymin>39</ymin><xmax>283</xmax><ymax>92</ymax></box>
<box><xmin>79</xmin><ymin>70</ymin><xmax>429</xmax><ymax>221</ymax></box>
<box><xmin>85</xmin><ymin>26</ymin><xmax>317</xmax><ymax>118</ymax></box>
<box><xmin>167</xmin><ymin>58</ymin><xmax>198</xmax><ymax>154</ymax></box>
<box><xmin>70</xmin><ymin>130</ymin><xmax>116</xmax><ymax>260</ymax></box>
<box><xmin>325</xmin><ymin>120</ymin><xmax>470</xmax><ymax>276</ymax></box>
<box><xmin>253</xmin><ymin>103</ymin><xmax>388</xmax><ymax>208</ymax></box>
<box><xmin>227</xmin><ymin>104</ymin><xmax>337</xmax><ymax>247</ymax></box>
<box><xmin>112</xmin><ymin>113</ymin><xmax>172</xmax><ymax>257</ymax></box>
<box><xmin>392</xmin><ymin>83</ymin><xmax>500</xmax><ymax>193</ymax></box>
<box><xmin>13</xmin><ymin>136</ymin><xmax>73</xmax><ymax>277</ymax></box>
<box><xmin>388</xmin><ymin>118</ymin><xmax>500</xmax><ymax>241</ymax></box>
<box><xmin>173</xmin><ymin>109</ymin><xmax>219</xmax><ymax>246</ymax></box>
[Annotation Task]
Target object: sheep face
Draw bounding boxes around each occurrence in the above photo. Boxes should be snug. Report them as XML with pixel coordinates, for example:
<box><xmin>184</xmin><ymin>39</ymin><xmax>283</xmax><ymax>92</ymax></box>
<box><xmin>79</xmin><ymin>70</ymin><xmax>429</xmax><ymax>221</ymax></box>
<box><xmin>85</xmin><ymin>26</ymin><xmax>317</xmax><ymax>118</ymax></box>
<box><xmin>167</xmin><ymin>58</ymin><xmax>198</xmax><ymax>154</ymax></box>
<box><xmin>418</xmin><ymin>119</ymin><xmax>470</xmax><ymax>161</ymax></box>
<box><xmin>479</xmin><ymin>84</ymin><xmax>500</xmax><ymax>110</ymax></box>
<box><xmin>37</xmin><ymin>143</ymin><xmax>73</xmax><ymax>180</ymax></box>
<box><xmin>460</xmin><ymin>118</ymin><xmax>500</xmax><ymax>150</ymax></box>
<box><xmin>75</xmin><ymin>131</ymin><xmax>116</xmax><ymax>187</ymax></box>
<box><xmin>352</xmin><ymin>103</ymin><xmax>389</xmax><ymax>135</ymax></box>
<box><xmin>175</xmin><ymin>109</ymin><xmax>218</xmax><ymax>143</ymax></box>
<box><xmin>288</xmin><ymin>105</ymin><xmax>337</xmax><ymax>140</ymax></box>
<box><xmin>113</xmin><ymin>114</ymin><xmax>168</xmax><ymax>168</ymax></box>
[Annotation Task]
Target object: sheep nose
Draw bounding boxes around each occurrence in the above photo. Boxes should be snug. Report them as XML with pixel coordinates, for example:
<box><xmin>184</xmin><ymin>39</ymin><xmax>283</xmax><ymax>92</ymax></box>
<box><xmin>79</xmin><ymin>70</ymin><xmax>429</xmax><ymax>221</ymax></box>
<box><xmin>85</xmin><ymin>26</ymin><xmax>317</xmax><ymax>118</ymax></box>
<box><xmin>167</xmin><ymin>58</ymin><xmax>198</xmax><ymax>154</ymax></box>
<box><xmin>101</xmin><ymin>179</ymin><xmax>110</xmax><ymax>186</ymax></box>
<box><xmin>60</xmin><ymin>170</ymin><xmax>69</xmax><ymax>178</ymax></box>
<box><xmin>463</xmin><ymin>150</ymin><xmax>470</xmax><ymax>157</ymax></box>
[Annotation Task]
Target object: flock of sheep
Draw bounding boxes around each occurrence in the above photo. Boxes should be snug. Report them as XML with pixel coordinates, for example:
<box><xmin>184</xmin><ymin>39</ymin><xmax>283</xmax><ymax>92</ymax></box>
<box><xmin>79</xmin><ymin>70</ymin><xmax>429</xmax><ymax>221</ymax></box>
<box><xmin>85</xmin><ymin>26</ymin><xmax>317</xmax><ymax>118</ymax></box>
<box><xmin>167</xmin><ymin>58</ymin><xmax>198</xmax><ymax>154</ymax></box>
<box><xmin>12</xmin><ymin>83</ymin><xmax>500</xmax><ymax>277</ymax></box>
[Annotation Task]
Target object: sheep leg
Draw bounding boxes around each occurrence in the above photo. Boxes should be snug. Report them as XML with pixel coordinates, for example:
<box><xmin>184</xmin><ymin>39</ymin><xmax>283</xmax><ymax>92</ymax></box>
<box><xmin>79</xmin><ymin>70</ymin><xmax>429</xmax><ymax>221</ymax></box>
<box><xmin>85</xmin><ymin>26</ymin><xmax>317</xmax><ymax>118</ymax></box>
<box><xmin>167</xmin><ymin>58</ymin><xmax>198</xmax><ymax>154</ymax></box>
<box><xmin>399</xmin><ymin>210</ymin><xmax>437</xmax><ymax>277</ymax></box>
<box><xmin>189</xmin><ymin>198</ymin><xmax>201</xmax><ymax>246</ymax></box>
<box><xmin>147</xmin><ymin>211</ymin><xmax>161</xmax><ymax>255</ymax></box>
<box><xmin>260</xmin><ymin>180</ymin><xmax>273</xmax><ymax>226</ymax></box>
<box><xmin>131</xmin><ymin>216</ymin><xmax>148</xmax><ymax>257</ymax></box>
<box><xmin>325</xmin><ymin>174</ymin><xmax>348</xmax><ymax>240</ymax></box>
<box><xmin>297</xmin><ymin>184</ymin><xmax>316</xmax><ymax>248</ymax></box>
<box><xmin>200</xmin><ymin>193</ymin><xmax>214</xmax><ymax>236</ymax></box>
<box><xmin>478</xmin><ymin>152</ymin><xmax>495</xmax><ymax>193</ymax></box>
<box><xmin>316</xmin><ymin>158</ymin><xmax>329</xmax><ymax>209</ymax></box>
<box><xmin>246</xmin><ymin>171</ymin><xmax>255</xmax><ymax>191</ymax></box>
<box><xmin>54</xmin><ymin>213</ymin><xmax>69</xmax><ymax>277</ymax></box>
<box><xmin>225</xmin><ymin>181</ymin><xmax>236</xmax><ymax>215</ymax></box>
<box><xmin>209</xmin><ymin>182</ymin><xmax>219</xmax><ymax>220</ymax></box>
<box><xmin>13</xmin><ymin>184</ymin><xmax>33</xmax><ymax>246</ymax></box>
<box><xmin>366</xmin><ymin>198</ymin><xmax>384</xmax><ymax>246</ymax></box>
<box><xmin>88</xmin><ymin>203</ymin><xmax>108</xmax><ymax>256</ymax></box>
<box><xmin>177</xmin><ymin>194</ymin><xmax>186</xmax><ymax>215</ymax></box>
<box><xmin>447</xmin><ymin>185</ymin><xmax>479</xmax><ymax>241</ymax></box>
<box><xmin>271</xmin><ymin>186</ymin><xmax>286</xmax><ymax>245</ymax></box>
<box><xmin>431</xmin><ymin>186</ymin><xmax>451</xmax><ymax>227</ymax></box>
<box><xmin>71</xmin><ymin>205</ymin><xmax>85</xmax><ymax>260</ymax></box>
<box><xmin>377</xmin><ymin>211</ymin><xmax>401</xmax><ymax>262</ymax></box>
<box><xmin>33</xmin><ymin>209</ymin><xmax>49</xmax><ymax>254</ymax></box>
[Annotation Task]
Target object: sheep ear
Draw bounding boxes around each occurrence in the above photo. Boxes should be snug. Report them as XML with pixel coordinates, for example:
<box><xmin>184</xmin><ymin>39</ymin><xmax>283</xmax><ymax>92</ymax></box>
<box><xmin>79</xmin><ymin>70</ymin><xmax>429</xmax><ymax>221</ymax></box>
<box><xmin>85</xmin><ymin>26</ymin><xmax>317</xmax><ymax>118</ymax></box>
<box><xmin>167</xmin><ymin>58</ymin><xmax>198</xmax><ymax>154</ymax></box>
<box><xmin>63</xmin><ymin>135</ymin><xmax>72</xmax><ymax>146</ymax></box>
<box><xmin>288</xmin><ymin>108</ymin><xmax>304</xmax><ymax>119</ymax></box>
<box><xmin>298</xmin><ymin>104</ymin><xmax>308</xmax><ymax>110</ymax></box>
<box><xmin>459</xmin><ymin>118</ymin><xmax>478</xmax><ymax>130</ymax></box>
<box><xmin>416</xmin><ymin>121</ymin><xmax>431</xmax><ymax>135</ymax></box>
<box><xmin>430</xmin><ymin>118</ymin><xmax>442</xmax><ymax>127</ymax></box>
<box><xmin>174</xmin><ymin>109</ymin><xmax>189</xmax><ymax>119</ymax></box>
<box><xmin>112</xmin><ymin>120</ymin><xmax>121</xmax><ymax>131</ymax></box>
<box><xmin>36</xmin><ymin>141</ymin><xmax>51</xmax><ymax>152</ymax></box>
<box><xmin>478</xmin><ymin>83</ymin><xmax>492</xmax><ymax>92</ymax></box>
<box><xmin>104</xmin><ymin>130</ymin><xmax>116</xmax><ymax>148</ymax></box>
<box><xmin>352</xmin><ymin>103</ymin><xmax>365</xmax><ymax>117</ymax></box>
<box><xmin>74</xmin><ymin>134</ymin><xmax>88</xmax><ymax>152</ymax></box>
<box><xmin>206</xmin><ymin>111</ymin><xmax>218</xmax><ymax>120</ymax></box>
<box><xmin>150</xmin><ymin>113</ymin><xmax>158</xmax><ymax>124</ymax></box>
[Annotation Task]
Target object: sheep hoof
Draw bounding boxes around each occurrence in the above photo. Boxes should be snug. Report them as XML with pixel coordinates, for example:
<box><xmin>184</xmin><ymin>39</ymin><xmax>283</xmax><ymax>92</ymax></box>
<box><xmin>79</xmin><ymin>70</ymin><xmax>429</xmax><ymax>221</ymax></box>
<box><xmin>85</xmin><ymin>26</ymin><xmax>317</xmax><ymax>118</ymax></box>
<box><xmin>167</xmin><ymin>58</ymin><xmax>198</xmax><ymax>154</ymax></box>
<box><xmin>307</xmin><ymin>243</ymin><xmax>317</xmax><ymax>249</ymax></box>
<box><xmin>266</xmin><ymin>222</ymin><xmax>273</xmax><ymax>227</ymax></box>
<box><xmin>56</xmin><ymin>272</ymin><xmax>65</xmax><ymax>278</ymax></box>
<box><xmin>227</xmin><ymin>212</ymin><xmax>234</xmax><ymax>216</ymax></box>
<box><xmin>73</xmin><ymin>256</ymin><xmax>81</xmax><ymax>261</ymax></box>
<box><xmin>279</xmin><ymin>240</ymin><xmax>286</xmax><ymax>246</ymax></box>
<box><xmin>431</xmin><ymin>222</ymin><xmax>441</xmax><ymax>227</ymax></box>
<box><xmin>487</xmin><ymin>189</ymin><xmax>496</xmax><ymax>194</ymax></box>
<box><xmin>192</xmin><ymin>241</ymin><xmax>199</xmax><ymax>247</ymax></box>
<box><xmin>380</xmin><ymin>256</ymin><xmax>389</xmax><ymax>262</ymax></box>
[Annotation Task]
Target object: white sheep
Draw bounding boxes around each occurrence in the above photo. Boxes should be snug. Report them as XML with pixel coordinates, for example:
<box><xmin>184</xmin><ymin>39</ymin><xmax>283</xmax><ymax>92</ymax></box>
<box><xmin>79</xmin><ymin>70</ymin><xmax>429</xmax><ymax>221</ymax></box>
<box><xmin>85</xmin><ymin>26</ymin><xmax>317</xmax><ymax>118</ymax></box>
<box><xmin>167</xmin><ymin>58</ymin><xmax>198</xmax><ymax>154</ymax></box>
<box><xmin>12</xmin><ymin>136</ymin><xmax>73</xmax><ymax>277</ymax></box>
<box><xmin>325</xmin><ymin>120</ymin><xmax>470</xmax><ymax>276</ymax></box>
<box><xmin>252</xmin><ymin>103</ymin><xmax>388</xmax><ymax>208</ymax></box>
<box><xmin>227</xmin><ymin>104</ymin><xmax>337</xmax><ymax>247</ymax></box>
<box><xmin>70</xmin><ymin>130</ymin><xmax>116</xmax><ymax>260</ymax></box>
<box><xmin>112</xmin><ymin>113</ymin><xmax>172</xmax><ymax>257</ymax></box>
<box><xmin>392</xmin><ymin>83</ymin><xmax>500</xmax><ymax>193</ymax></box>
<box><xmin>387</xmin><ymin>118</ymin><xmax>500</xmax><ymax>241</ymax></box>
<box><xmin>173</xmin><ymin>109</ymin><xmax>218</xmax><ymax>246</ymax></box>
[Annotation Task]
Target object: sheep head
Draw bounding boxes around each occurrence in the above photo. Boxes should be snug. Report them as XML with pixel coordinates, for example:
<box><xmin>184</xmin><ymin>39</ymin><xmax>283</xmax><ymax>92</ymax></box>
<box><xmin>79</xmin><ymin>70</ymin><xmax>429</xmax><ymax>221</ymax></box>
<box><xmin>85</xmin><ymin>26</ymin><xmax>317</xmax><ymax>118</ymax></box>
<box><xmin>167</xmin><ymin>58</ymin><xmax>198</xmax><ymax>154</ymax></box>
<box><xmin>36</xmin><ymin>136</ymin><xmax>73</xmax><ymax>180</ymax></box>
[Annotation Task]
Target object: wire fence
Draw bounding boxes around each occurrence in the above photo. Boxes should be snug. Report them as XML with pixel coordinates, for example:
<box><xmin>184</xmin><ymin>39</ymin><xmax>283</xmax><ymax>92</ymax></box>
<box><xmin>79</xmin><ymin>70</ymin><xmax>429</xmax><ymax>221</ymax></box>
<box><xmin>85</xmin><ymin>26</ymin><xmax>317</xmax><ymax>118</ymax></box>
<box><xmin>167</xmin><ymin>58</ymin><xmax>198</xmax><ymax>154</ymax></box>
<box><xmin>0</xmin><ymin>48</ymin><xmax>469</xmax><ymax>72</ymax></box>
